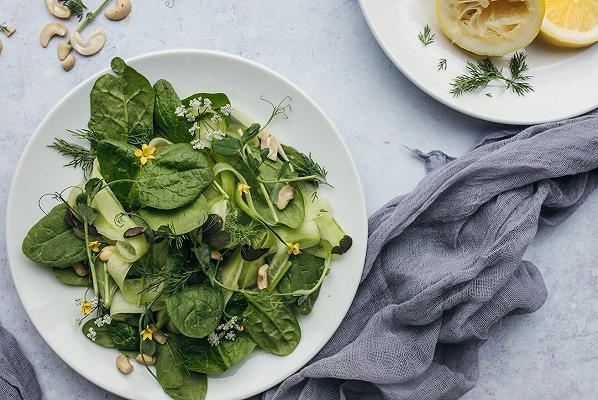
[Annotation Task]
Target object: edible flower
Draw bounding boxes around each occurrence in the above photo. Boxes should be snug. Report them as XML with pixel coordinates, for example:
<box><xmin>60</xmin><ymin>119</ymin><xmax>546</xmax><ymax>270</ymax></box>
<box><xmin>134</xmin><ymin>144</ymin><xmax>156</xmax><ymax>166</ymax></box>
<box><xmin>80</xmin><ymin>300</ymin><xmax>92</xmax><ymax>315</ymax></box>
<box><xmin>88</xmin><ymin>241</ymin><xmax>101</xmax><ymax>253</ymax></box>
<box><xmin>287</xmin><ymin>242</ymin><xmax>301</xmax><ymax>255</ymax></box>
<box><xmin>141</xmin><ymin>325</ymin><xmax>153</xmax><ymax>341</ymax></box>
<box><xmin>237</xmin><ymin>183</ymin><xmax>251</xmax><ymax>195</ymax></box>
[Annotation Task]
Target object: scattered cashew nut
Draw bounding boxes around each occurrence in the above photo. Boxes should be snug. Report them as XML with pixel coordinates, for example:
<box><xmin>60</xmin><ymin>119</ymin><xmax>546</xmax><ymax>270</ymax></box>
<box><xmin>257</xmin><ymin>264</ymin><xmax>269</xmax><ymax>290</ymax></box>
<box><xmin>153</xmin><ymin>330</ymin><xmax>168</xmax><ymax>345</ymax></box>
<box><xmin>45</xmin><ymin>0</ymin><xmax>71</xmax><ymax>19</ymax></box>
<box><xmin>71</xmin><ymin>29</ymin><xmax>107</xmax><ymax>56</ymax></box>
<box><xmin>99</xmin><ymin>245</ymin><xmax>115</xmax><ymax>262</ymax></box>
<box><xmin>116</xmin><ymin>355</ymin><xmax>133</xmax><ymax>374</ymax></box>
<box><xmin>135</xmin><ymin>354</ymin><xmax>156</xmax><ymax>365</ymax></box>
<box><xmin>57</xmin><ymin>41</ymin><xmax>72</xmax><ymax>60</ymax></box>
<box><xmin>105</xmin><ymin>0</ymin><xmax>132</xmax><ymax>21</ymax></box>
<box><xmin>276</xmin><ymin>185</ymin><xmax>295</xmax><ymax>210</ymax></box>
<box><xmin>40</xmin><ymin>22</ymin><xmax>67</xmax><ymax>48</ymax></box>
<box><xmin>260</xmin><ymin>132</ymin><xmax>280</xmax><ymax>161</ymax></box>
<box><xmin>72</xmin><ymin>262</ymin><xmax>88</xmax><ymax>277</ymax></box>
<box><xmin>2</xmin><ymin>25</ymin><xmax>15</xmax><ymax>37</ymax></box>
<box><xmin>61</xmin><ymin>54</ymin><xmax>76</xmax><ymax>71</ymax></box>
<box><xmin>210</xmin><ymin>250</ymin><xmax>223</xmax><ymax>261</ymax></box>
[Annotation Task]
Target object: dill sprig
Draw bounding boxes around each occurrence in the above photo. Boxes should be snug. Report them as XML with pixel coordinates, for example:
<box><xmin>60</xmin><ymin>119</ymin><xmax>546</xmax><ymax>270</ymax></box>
<box><xmin>450</xmin><ymin>52</ymin><xmax>533</xmax><ymax>97</ymax></box>
<box><xmin>418</xmin><ymin>24</ymin><xmax>435</xmax><ymax>46</ymax></box>
<box><xmin>289</xmin><ymin>151</ymin><xmax>328</xmax><ymax>187</ymax></box>
<box><xmin>60</xmin><ymin>0</ymin><xmax>88</xmax><ymax>21</ymax></box>
<box><xmin>437</xmin><ymin>58</ymin><xmax>447</xmax><ymax>71</ymax></box>
<box><xmin>49</xmin><ymin>129</ymin><xmax>105</xmax><ymax>173</ymax></box>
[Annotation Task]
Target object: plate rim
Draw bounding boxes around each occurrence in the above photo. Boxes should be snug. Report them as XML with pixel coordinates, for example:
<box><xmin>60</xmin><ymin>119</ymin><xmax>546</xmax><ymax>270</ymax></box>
<box><xmin>358</xmin><ymin>0</ymin><xmax>598</xmax><ymax>125</ymax></box>
<box><xmin>6</xmin><ymin>49</ymin><xmax>368</xmax><ymax>399</ymax></box>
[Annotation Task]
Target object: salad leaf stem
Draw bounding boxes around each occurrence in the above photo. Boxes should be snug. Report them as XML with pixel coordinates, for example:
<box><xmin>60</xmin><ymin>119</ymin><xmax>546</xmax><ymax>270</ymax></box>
<box><xmin>83</xmin><ymin>217</ymin><xmax>99</xmax><ymax>295</ymax></box>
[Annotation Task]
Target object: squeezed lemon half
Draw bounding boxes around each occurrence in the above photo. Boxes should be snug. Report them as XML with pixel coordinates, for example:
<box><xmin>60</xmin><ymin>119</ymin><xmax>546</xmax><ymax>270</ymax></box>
<box><xmin>436</xmin><ymin>0</ymin><xmax>545</xmax><ymax>56</ymax></box>
<box><xmin>541</xmin><ymin>0</ymin><xmax>598</xmax><ymax>48</ymax></box>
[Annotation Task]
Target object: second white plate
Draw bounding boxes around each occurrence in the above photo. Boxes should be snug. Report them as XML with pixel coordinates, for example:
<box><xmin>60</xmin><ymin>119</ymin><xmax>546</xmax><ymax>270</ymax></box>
<box><xmin>359</xmin><ymin>0</ymin><xmax>598</xmax><ymax>125</ymax></box>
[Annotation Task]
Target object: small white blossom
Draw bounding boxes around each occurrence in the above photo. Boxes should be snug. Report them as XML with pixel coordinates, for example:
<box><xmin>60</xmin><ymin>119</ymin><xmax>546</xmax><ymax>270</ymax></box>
<box><xmin>220</xmin><ymin>104</ymin><xmax>233</xmax><ymax>116</ymax></box>
<box><xmin>87</xmin><ymin>327</ymin><xmax>97</xmax><ymax>342</ymax></box>
<box><xmin>73</xmin><ymin>317</ymin><xmax>83</xmax><ymax>328</ymax></box>
<box><xmin>94</xmin><ymin>318</ymin><xmax>105</xmax><ymax>327</ymax></box>
<box><xmin>207</xmin><ymin>332</ymin><xmax>220</xmax><ymax>346</ymax></box>
<box><xmin>217</xmin><ymin>324</ymin><xmax>226</xmax><ymax>331</ymax></box>
<box><xmin>224</xmin><ymin>331</ymin><xmax>236</xmax><ymax>341</ymax></box>
<box><xmin>90</xmin><ymin>297</ymin><xmax>99</xmax><ymax>308</ymax></box>
<box><xmin>75</xmin><ymin>297</ymin><xmax>84</xmax><ymax>306</ymax></box>
<box><xmin>204</xmin><ymin>130</ymin><xmax>214</xmax><ymax>141</ymax></box>
<box><xmin>211</xmin><ymin>113</ymin><xmax>222</xmax><ymax>124</ymax></box>
<box><xmin>203</xmin><ymin>98</ymin><xmax>212</xmax><ymax>110</ymax></box>
<box><xmin>175</xmin><ymin>106</ymin><xmax>186</xmax><ymax>117</ymax></box>
<box><xmin>189</xmin><ymin>122</ymin><xmax>200</xmax><ymax>136</ymax></box>
<box><xmin>191</xmin><ymin>139</ymin><xmax>206</xmax><ymax>150</ymax></box>
<box><xmin>187</xmin><ymin>114</ymin><xmax>196</xmax><ymax>123</ymax></box>
<box><xmin>102</xmin><ymin>315</ymin><xmax>112</xmax><ymax>325</ymax></box>
<box><xmin>214</xmin><ymin>130</ymin><xmax>225</xmax><ymax>141</ymax></box>
<box><xmin>189</xmin><ymin>98</ymin><xmax>202</xmax><ymax>110</ymax></box>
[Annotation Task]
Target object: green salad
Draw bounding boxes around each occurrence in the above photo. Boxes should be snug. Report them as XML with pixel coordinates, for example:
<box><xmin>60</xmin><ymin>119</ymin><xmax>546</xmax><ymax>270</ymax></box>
<box><xmin>21</xmin><ymin>57</ymin><xmax>352</xmax><ymax>400</ymax></box>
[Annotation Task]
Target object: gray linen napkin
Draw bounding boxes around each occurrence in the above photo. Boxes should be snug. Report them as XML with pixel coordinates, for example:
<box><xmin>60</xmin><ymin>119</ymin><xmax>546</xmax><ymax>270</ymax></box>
<box><xmin>260</xmin><ymin>110</ymin><xmax>598</xmax><ymax>400</ymax></box>
<box><xmin>0</xmin><ymin>325</ymin><xmax>41</xmax><ymax>400</ymax></box>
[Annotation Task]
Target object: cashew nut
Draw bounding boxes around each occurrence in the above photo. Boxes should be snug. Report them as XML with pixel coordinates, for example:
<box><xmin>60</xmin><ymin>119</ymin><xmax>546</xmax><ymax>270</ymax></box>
<box><xmin>135</xmin><ymin>354</ymin><xmax>156</xmax><ymax>365</ymax></box>
<box><xmin>57</xmin><ymin>42</ymin><xmax>72</xmax><ymax>60</ymax></box>
<box><xmin>72</xmin><ymin>262</ymin><xmax>88</xmax><ymax>277</ymax></box>
<box><xmin>71</xmin><ymin>30</ymin><xmax>106</xmax><ymax>56</ymax></box>
<box><xmin>2</xmin><ymin>25</ymin><xmax>15</xmax><ymax>37</ymax></box>
<box><xmin>210</xmin><ymin>250</ymin><xmax>223</xmax><ymax>261</ymax></box>
<box><xmin>40</xmin><ymin>22</ymin><xmax>67</xmax><ymax>48</ymax></box>
<box><xmin>276</xmin><ymin>185</ymin><xmax>295</xmax><ymax>210</ymax></box>
<box><xmin>153</xmin><ymin>330</ymin><xmax>168</xmax><ymax>345</ymax></box>
<box><xmin>61</xmin><ymin>54</ymin><xmax>76</xmax><ymax>71</ymax></box>
<box><xmin>260</xmin><ymin>132</ymin><xmax>279</xmax><ymax>161</ymax></box>
<box><xmin>257</xmin><ymin>264</ymin><xmax>269</xmax><ymax>290</ymax></box>
<box><xmin>44</xmin><ymin>0</ymin><xmax>71</xmax><ymax>19</ymax></box>
<box><xmin>99</xmin><ymin>245</ymin><xmax>115</xmax><ymax>262</ymax></box>
<box><xmin>104</xmin><ymin>0</ymin><xmax>132</xmax><ymax>21</ymax></box>
<box><xmin>116</xmin><ymin>355</ymin><xmax>133</xmax><ymax>374</ymax></box>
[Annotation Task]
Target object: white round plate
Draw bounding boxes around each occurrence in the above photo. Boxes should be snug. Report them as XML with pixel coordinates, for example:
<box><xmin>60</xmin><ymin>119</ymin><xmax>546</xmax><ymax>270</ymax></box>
<box><xmin>6</xmin><ymin>50</ymin><xmax>367</xmax><ymax>400</ymax></box>
<box><xmin>359</xmin><ymin>0</ymin><xmax>598</xmax><ymax>125</ymax></box>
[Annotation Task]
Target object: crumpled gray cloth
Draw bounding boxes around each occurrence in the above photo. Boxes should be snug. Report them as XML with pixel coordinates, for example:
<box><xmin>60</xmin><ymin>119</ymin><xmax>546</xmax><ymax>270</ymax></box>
<box><xmin>0</xmin><ymin>325</ymin><xmax>41</xmax><ymax>400</ymax></box>
<box><xmin>261</xmin><ymin>110</ymin><xmax>598</xmax><ymax>400</ymax></box>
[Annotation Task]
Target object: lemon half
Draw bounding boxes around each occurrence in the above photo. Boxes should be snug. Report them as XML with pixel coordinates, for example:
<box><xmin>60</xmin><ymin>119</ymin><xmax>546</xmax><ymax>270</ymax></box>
<box><xmin>436</xmin><ymin>0</ymin><xmax>545</xmax><ymax>56</ymax></box>
<box><xmin>541</xmin><ymin>0</ymin><xmax>598</xmax><ymax>48</ymax></box>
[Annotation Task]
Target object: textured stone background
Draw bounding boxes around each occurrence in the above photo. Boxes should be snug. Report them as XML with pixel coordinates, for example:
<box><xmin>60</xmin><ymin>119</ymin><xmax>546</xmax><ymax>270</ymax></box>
<box><xmin>0</xmin><ymin>1</ymin><xmax>596</xmax><ymax>399</ymax></box>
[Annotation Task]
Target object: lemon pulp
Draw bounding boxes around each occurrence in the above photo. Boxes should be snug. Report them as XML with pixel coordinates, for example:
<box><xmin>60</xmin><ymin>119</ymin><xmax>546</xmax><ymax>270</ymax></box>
<box><xmin>541</xmin><ymin>0</ymin><xmax>598</xmax><ymax>48</ymax></box>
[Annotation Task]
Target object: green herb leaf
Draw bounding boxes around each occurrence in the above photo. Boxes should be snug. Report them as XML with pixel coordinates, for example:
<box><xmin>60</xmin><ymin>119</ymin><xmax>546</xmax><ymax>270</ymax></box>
<box><xmin>418</xmin><ymin>24</ymin><xmax>435</xmax><ymax>46</ymax></box>
<box><xmin>165</xmin><ymin>283</ymin><xmax>224</xmax><ymax>338</ymax></box>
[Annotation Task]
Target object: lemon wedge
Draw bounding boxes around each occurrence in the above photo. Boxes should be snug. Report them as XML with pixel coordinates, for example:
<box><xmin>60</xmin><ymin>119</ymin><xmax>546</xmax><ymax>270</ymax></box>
<box><xmin>436</xmin><ymin>0</ymin><xmax>545</xmax><ymax>56</ymax></box>
<box><xmin>541</xmin><ymin>0</ymin><xmax>598</xmax><ymax>48</ymax></box>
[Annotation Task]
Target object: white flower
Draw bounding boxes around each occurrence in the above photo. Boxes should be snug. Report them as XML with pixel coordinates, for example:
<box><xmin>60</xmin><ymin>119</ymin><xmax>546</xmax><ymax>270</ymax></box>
<box><xmin>203</xmin><ymin>98</ymin><xmax>212</xmax><ymax>110</ymax></box>
<box><xmin>189</xmin><ymin>98</ymin><xmax>202</xmax><ymax>110</ymax></box>
<box><xmin>207</xmin><ymin>332</ymin><xmax>220</xmax><ymax>346</ymax></box>
<box><xmin>220</xmin><ymin>104</ymin><xmax>233</xmax><ymax>116</ymax></box>
<box><xmin>189</xmin><ymin>122</ymin><xmax>200</xmax><ymax>136</ymax></box>
<box><xmin>74</xmin><ymin>297</ymin><xmax>84</xmax><ymax>306</ymax></box>
<box><xmin>87</xmin><ymin>327</ymin><xmax>97</xmax><ymax>342</ymax></box>
<box><xmin>211</xmin><ymin>114</ymin><xmax>222</xmax><ymax>124</ymax></box>
<box><xmin>187</xmin><ymin>114</ymin><xmax>196</xmax><ymax>123</ymax></box>
<box><xmin>73</xmin><ymin>317</ymin><xmax>83</xmax><ymax>328</ymax></box>
<box><xmin>94</xmin><ymin>318</ymin><xmax>104</xmax><ymax>327</ymax></box>
<box><xmin>217</xmin><ymin>323</ymin><xmax>226</xmax><ymax>331</ymax></box>
<box><xmin>225</xmin><ymin>331</ymin><xmax>236</xmax><ymax>341</ymax></box>
<box><xmin>204</xmin><ymin>130</ymin><xmax>214</xmax><ymax>141</ymax></box>
<box><xmin>214</xmin><ymin>130</ymin><xmax>225</xmax><ymax>141</ymax></box>
<box><xmin>102</xmin><ymin>315</ymin><xmax>112</xmax><ymax>325</ymax></box>
<box><xmin>191</xmin><ymin>139</ymin><xmax>206</xmax><ymax>150</ymax></box>
<box><xmin>175</xmin><ymin>106</ymin><xmax>186</xmax><ymax>117</ymax></box>
<box><xmin>90</xmin><ymin>297</ymin><xmax>99</xmax><ymax>308</ymax></box>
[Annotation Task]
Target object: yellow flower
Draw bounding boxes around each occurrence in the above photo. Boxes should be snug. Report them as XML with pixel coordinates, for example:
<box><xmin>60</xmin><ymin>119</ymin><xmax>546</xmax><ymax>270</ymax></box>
<box><xmin>140</xmin><ymin>325</ymin><xmax>153</xmax><ymax>341</ymax></box>
<box><xmin>80</xmin><ymin>301</ymin><xmax>92</xmax><ymax>315</ymax></box>
<box><xmin>287</xmin><ymin>242</ymin><xmax>301</xmax><ymax>255</ymax></box>
<box><xmin>88</xmin><ymin>241</ymin><xmax>101</xmax><ymax>253</ymax></box>
<box><xmin>237</xmin><ymin>183</ymin><xmax>251</xmax><ymax>195</ymax></box>
<box><xmin>134</xmin><ymin>144</ymin><xmax>156</xmax><ymax>166</ymax></box>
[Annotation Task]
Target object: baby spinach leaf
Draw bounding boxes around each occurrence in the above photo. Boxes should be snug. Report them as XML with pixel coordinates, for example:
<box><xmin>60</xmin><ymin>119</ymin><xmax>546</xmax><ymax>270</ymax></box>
<box><xmin>166</xmin><ymin>283</ymin><xmax>224</xmax><ymax>338</ymax></box>
<box><xmin>153</xmin><ymin>79</ymin><xmax>192</xmax><ymax>143</ymax></box>
<box><xmin>139</xmin><ymin>194</ymin><xmax>209</xmax><ymax>235</ymax></box>
<box><xmin>52</xmin><ymin>267</ymin><xmax>90</xmax><ymax>287</ymax></box>
<box><xmin>242</xmin><ymin>292</ymin><xmax>301</xmax><ymax>356</ymax></box>
<box><xmin>82</xmin><ymin>318</ymin><xmax>115</xmax><ymax>348</ymax></box>
<box><xmin>277</xmin><ymin>252</ymin><xmax>325</xmax><ymax>315</ymax></box>
<box><xmin>156</xmin><ymin>342</ymin><xmax>207</xmax><ymax>400</ymax></box>
<box><xmin>212</xmin><ymin>136</ymin><xmax>241</xmax><ymax>156</ymax></box>
<box><xmin>108</xmin><ymin>321</ymin><xmax>140</xmax><ymax>350</ymax></box>
<box><xmin>22</xmin><ymin>203</ymin><xmax>87</xmax><ymax>268</ymax></box>
<box><xmin>133</xmin><ymin>143</ymin><xmax>214</xmax><ymax>210</ymax></box>
<box><xmin>96</xmin><ymin>139</ymin><xmax>141</xmax><ymax>207</ymax></box>
<box><xmin>173</xmin><ymin>333</ymin><xmax>256</xmax><ymax>374</ymax></box>
<box><xmin>88</xmin><ymin>57</ymin><xmax>154</xmax><ymax>142</ymax></box>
